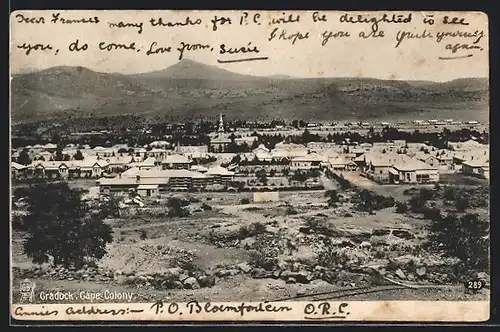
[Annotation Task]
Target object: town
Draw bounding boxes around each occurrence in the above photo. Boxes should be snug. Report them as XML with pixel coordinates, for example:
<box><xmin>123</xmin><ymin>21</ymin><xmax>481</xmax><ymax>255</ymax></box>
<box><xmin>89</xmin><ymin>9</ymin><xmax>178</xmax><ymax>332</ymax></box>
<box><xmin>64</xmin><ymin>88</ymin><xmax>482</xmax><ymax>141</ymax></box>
<box><xmin>11</xmin><ymin>115</ymin><xmax>489</xmax><ymax>194</ymax></box>
<box><xmin>11</xmin><ymin>114</ymin><xmax>490</xmax><ymax>303</ymax></box>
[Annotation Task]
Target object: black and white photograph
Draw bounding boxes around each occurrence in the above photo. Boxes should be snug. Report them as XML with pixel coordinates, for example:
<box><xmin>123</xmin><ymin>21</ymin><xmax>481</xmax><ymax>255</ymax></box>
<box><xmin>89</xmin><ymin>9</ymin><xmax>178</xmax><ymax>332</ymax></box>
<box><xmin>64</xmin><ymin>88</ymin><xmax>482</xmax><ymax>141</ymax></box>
<box><xmin>10</xmin><ymin>10</ymin><xmax>490</xmax><ymax>322</ymax></box>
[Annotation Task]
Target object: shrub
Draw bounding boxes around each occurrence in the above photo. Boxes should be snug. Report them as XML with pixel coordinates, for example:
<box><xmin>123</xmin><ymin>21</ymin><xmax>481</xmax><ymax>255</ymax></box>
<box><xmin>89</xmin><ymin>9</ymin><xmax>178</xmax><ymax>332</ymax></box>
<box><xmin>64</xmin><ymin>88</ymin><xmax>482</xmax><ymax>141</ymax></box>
<box><xmin>240</xmin><ymin>198</ymin><xmax>250</xmax><ymax>204</ymax></box>
<box><xmin>354</xmin><ymin>189</ymin><xmax>394</xmax><ymax>212</ymax></box>
<box><xmin>167</xmin><ymin>197</ymin><xmax>190</xmax><ymax>217</ymax></box>
<box><xmin>428</xmin><ymin>213</ymin><xmax>489</xmax><ymax>270</ymax></box>
<box><xmin>248</xmin><ymin>249</ymin><xmax>278</xmax><ymax>271</ymax></box>
<box><xmin>455</xmin><ymin>194</ymin><xmax>471</xmax><ymax>212</ymax></box>
<box><xmin>304</xmin><ymin>218</ymin><xmax>339</xmax><ymax>236</ymax></box>
<box><xmin>422</xmin><ymin>207</ymin><xmax>442</xmax><ymax>221</ymax></box>
<box><xmin>395</xmin><ymin>201</ymin><xmax>408</xmax><ymax>214</ymax></box>
<box><xmin>140</xmin><ymin>230</ymin><xmax>148</xmax><ymax>240</ymax></box>
<box><xmin>325</xmin><ymin>190</ymin><xmax>340</xmax><ymax>207</ymax></box>
<box><xmin>238</xmin><ymin>222</ymin><xmax>267</xmax><ymax>239</ymax></box>
<box><xmin>285</xmin><ymin>206</ymin><xmax>297</xmax><ymax>215</ymax></box>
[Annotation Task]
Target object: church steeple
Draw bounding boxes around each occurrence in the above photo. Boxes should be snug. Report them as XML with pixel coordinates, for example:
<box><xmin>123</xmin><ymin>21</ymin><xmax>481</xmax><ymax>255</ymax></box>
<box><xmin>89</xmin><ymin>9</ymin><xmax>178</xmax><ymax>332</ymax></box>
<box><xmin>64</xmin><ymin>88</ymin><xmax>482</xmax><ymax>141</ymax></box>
<box><xmin>218</xmin><ymin>113</ymin><xmax>225</xmax><ymax>133</ymax></box>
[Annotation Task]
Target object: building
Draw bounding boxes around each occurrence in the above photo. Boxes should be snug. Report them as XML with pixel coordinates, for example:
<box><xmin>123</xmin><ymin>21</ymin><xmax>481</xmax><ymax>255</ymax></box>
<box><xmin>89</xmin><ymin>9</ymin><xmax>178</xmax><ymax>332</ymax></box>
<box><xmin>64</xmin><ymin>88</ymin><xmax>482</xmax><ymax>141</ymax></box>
<box><xmin>11</xmin><ymin>162</ymin><xmax>27</xmax><ymax>179</ymax></box>
<box><xmin>25</xmin><ymin>160</ymin><xmax>109</xmax><ymax>179</ymax></box>
<box><xmin>98</xmin><ymin>168</ymin><xmax>214</xmax><ymax>196</ymax></box>
<box><xmin>210</xmin><ymin>136</ymin><xmax>232</xmax><ymax>152</ymax></box>
<box><xmin>388</xmin><ymin>158</ymin><xmax>439</xmax><ymax>184</ymax></box>
<box><xmin>206</xmin><ymin>166</ymin><xmax>235</xmax><ymax>186</ymax></box>
<box><xmin>462</xmin><ymin>157</ymin><xmax>489</xmax><ymax>179</ymax></box>
<box><xmin>364</xmin><ymin>153</ymin><xmax>411</xmax><ymax>183</ymax></box>
<box><xmin>27</xmin><ymin>161</ymin><xmax>70</xmax><ymax>179</ymax></box>
<box><xmin>138</xmin><ymin>157</ymin><xmax>157</xmax><ymax>170</ymax></box>
<box><xmin>290</xmin><ymin>153</ymin><xmax>323</xmax><ymax>170</ymax></box>
<box><xmin>68</xmin><ymin>160</ymin><xmax>109</xmax><ymax>179</ymax></box>
<box><xmin>448</xmin><ymin>139</ymin><xmax>486</xmax><ymax>151</ymax></box>
<box><xmin>161</xmin><ymin>154</ymin><xmax>192</xmax><ymax>170</ymax></box>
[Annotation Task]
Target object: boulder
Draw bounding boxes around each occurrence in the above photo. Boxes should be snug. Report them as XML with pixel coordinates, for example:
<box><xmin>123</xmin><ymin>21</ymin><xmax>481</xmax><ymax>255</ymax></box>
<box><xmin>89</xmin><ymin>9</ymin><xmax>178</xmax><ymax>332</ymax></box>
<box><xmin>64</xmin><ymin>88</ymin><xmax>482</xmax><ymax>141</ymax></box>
<box><xmin>183</xmin><ymin>277</ymin><xmax>200</xmax><ymax>290</ymax></box>
<box><xmin>252</xmin><ymin>268</ymin><xmax>268</xmax><ymax>279</ymax></box>
<box><xmin>395</xmin><ymin>269</ymin><xmax>406</xmax><ymax>280</ymax></box>
<box><xmin>477</xmin><ymin>272</ymin><xmax>489</xmax><ymax>281</ymax></box>
<box><xmin>360</xmin><ymin>241</ymin><xmax>372</xmax><ymax>249</ymax></box>
<box><xmin>240</xmin><ymin>237</ymin><xmax>256</xmax><ymax>249</ymax></box>
<box><xmin>197</xmin><ymin>275</ymin><xmax>215</xmax><ymax>288</ymax></box>
<box><xmin>228</xmin><ymin>269</ymin><xmax>240</xmax><ymax>276</ymax></box>
<box><xmin>416</xmin><ymin>266</ymin><xmax>427</xmax><ymax>277</ymax></box>
<box><xmin>237</xmin><ymin>263</ymin><xmax>252</xmax><ymax>273</ymax></box>
<box><xmin>294</xmin><ymin>271</ymin><xmax>313</xmax><ymax>284</ymax></box>
<box><xmin>215</xmin><ymin>270</ymin><xmax>231</xmax><ymax>278</ymax></box>
<box><xmin>299</xmin><ymin>226</ymin><xmax>312</xmax><ymax>234</ymax></box>
<box><xmin>272</xmin><ymin>269</ymin><xmax>282</xmax><ymax>279</ymax></box>
<box><xmin>314</xmin><ymin>265</ymin><xmax>326</xmax><ymax>272</ymax></box>
<box><xmin>286</xmin><ymin>277</ymin><xmax>296</xmax><ymax>284</ymax></box>
<box><xmin>173</xmin><ymin>281</ymin><xmax>184</xmax><ymax>289</ymax></box>
<box><xmin>115</xmin><ymin>275</ymin><xmax>128</xmax><ymax>285</ymax></box>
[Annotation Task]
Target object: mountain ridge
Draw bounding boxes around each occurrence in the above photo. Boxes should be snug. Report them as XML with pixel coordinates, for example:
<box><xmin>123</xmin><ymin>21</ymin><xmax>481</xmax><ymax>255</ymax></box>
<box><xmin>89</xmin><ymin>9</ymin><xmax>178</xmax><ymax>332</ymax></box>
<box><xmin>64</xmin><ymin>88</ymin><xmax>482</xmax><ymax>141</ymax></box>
<box><xmin>10</xmin><ymin>60</ymin><xmax>489</xmax><ymax>123</ymax></box>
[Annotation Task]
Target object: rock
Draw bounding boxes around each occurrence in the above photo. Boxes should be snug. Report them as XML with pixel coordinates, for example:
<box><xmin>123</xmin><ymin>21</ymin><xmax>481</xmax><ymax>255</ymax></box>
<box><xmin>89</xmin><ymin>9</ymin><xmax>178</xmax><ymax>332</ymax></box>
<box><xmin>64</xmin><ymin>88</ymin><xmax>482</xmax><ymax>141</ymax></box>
<box><xmin>360</xmin><ymin>241</ymin><xmax>372</xmax><ymax>249</ymax></box>
<box><xmin>416</xmin><ymin>266</ymin><xmax>427</xmax><ymax>277</ymax></box>
<box><xmin>286</xmin><ymin>277</ymin><xmax>296</xmax><ymax>284</ymax></box>
<box><xmin>228</xmin><ymin>269</ymin><xmax>240</xmax><ymax>276</ymax></box>
<box><xmin>296</xmin><ymin>288</ymin><xmax>306</xmax><ymax>296</ymax></box>
<box><xmin>272</xmin><ymin>269</ymin><xmax>281</xmax><ymax>279</ymax></box>
<box><xmin>197</xmin><ymin>275</ymin><xmax>210</xmax><ymax>287</ymax></box>
<box><xmin>240</xmin><ymin>237</ymin><xmax>256</xmax><ymax>249</ymax></box>
<box><xmin>215</xmin><ymin>270</ymin><xmax>231</xmax><ymax>278</ymax></box>
<box><xmin>339</xmin><ymin>240</ymin><xmax>356</xmax><ymax>248</ymax></box>
<box><xmin>173</xmin><ymin>281</ymin><xmax>184</xmax><ymax>289</ymax></box>
<box><xmin>178</xmin><ymin>273</ymin><xmax>190</xmax><ymax>282</ymax></box>
<box><xmin>299</xmin><ymin>226</ymin><xmax>311</xmax><ymax>234</ymax></box>
<box><xmin>238</xmin><ymin>263</ymin><xmax>252</xmax><ymax>273</ymax></box>
<box><xmin>407</xmin><ymin>273</ymin><xmax>415</xmax><ymax>281</ymax></box>
<box><xmin>392</xmin><ymin>230</ymin><xmax>414</xmax><ymax>240</ymax></box>
<box><xmin>294</xmin><ymin>271</ymin><xmax>312</xmax><ymax>284</ymax></box>
<box><xmin>183</xmin><ymin>277</ymin><xmax>200</xmax><ymax>290</ymax></box>
<box><xmin>252</xmin><ymin>268</ymin><xmax>268</xmax><ymax>279</ymax></box>
<box><xmin>116</xmin><ymin>275</ymin><xmax>128</xmax><ymax>285</ymax></box>
<box><xmin>477</xmin><ymin>272</ymin><xmax>489</xmax><ymax>281</ymax></box>
<box><xmin>314</xmin><ymin>265</ymin><xmax>326</xmax><ymax>272</ymax></box>
<box><xmin>395</xmin><ymin>269</ymin><xmax>406</xmax><ymax>280</ymax></box>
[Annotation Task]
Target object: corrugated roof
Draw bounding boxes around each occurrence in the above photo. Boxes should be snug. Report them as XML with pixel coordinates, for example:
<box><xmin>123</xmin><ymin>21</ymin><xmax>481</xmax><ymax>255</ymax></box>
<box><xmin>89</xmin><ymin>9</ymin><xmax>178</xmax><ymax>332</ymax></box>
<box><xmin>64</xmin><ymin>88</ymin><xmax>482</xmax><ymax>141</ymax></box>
<box><xmin>392</xmin><ymin>158</ymin><xmax>437</xmax><ymax>171</ymax></box>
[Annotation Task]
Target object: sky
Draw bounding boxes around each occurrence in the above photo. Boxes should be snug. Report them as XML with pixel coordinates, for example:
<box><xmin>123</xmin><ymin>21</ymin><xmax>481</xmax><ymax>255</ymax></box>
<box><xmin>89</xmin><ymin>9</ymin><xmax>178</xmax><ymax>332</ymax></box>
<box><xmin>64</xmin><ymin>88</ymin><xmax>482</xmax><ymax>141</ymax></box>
<box><xmin>10</xmin><ymin>10</ymin><xmax>489</xmax><ymax>81</ymax></box>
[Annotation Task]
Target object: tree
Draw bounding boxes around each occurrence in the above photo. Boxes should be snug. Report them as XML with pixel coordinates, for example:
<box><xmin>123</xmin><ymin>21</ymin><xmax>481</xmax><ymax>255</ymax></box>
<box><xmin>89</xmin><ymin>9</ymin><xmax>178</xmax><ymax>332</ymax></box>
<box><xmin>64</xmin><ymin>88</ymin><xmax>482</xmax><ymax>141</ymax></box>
<box><xmin>54</xmin><ymin>148</ymin><xmax>64</xmax><ymax>161</ymax></box>
<box><xmin>18</xmin><ymin>149</ymin><xmax>32</xmax><ymax>165</ymax></box>
<box><xmin>74</xmin><ymin>150</ymin><xmax>84</xmax><ymax>161</ymax></box>
<box><xmin>22</xmin><ymin>183</ymin><xmax>113</xmax><ymax>268</ymax></box>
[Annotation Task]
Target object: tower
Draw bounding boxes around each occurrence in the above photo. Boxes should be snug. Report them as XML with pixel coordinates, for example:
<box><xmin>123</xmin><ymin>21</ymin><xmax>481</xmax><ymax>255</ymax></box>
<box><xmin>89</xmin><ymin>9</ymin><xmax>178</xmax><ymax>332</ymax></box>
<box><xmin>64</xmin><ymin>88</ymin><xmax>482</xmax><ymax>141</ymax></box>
<box><xmin>218</xmin><ymin>114</ymin><xmax>225</xmax><ymax>133</ymax></box>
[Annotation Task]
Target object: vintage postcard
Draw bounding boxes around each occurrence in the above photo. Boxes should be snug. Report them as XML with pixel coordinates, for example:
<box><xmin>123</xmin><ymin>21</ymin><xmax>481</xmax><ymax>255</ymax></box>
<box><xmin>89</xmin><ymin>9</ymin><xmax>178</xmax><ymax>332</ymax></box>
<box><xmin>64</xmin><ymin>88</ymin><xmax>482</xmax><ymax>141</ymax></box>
<box><xmin>10</xmin><ymin>10</ymin><xmax>490</xmax><ymax>323</ymax></box>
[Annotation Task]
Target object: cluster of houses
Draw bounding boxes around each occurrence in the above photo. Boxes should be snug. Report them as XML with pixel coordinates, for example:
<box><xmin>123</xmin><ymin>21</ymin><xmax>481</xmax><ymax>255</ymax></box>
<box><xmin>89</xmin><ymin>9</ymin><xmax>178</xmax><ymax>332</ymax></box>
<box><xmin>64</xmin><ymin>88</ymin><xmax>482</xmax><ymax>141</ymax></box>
<box><xmin>11</xmin><ymin>133</ymin><xmax>489</xmax><ymax>196</ymax></box>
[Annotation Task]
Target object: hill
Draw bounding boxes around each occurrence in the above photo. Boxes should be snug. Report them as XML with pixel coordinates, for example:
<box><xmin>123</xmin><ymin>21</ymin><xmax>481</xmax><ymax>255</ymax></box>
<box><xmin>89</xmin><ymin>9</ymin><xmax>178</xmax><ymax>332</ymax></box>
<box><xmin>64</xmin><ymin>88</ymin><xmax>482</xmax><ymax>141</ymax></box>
<box><xmin>10</xmin><ymin>60</ymin><xmax>489</xmax><ymax>123</ymax></box>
